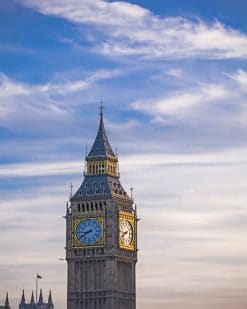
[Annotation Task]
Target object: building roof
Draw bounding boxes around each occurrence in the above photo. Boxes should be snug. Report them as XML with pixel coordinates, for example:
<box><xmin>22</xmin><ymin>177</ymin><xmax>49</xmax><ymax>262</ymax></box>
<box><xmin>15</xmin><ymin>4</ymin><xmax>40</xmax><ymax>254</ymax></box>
<box><xmin>71</xmin><ymin>104</ymin><xmax>132</xmax><ymax>202</ymax></box>
<box><xmin>72</xmin><ymin>174</ymin><xmax>130</xmax><ymax>201</ymax></box>
<box><xmin>86</xmin><ymin>108</ymin><xmax>116</xmax><ymax>161</ymax></box>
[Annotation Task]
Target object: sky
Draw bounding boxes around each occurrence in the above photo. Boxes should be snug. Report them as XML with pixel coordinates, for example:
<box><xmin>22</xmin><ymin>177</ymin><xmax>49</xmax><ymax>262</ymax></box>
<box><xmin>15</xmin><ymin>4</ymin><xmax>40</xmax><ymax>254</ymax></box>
<box><xmin>0</xmin><ymin>0</ymin><xmax>247</xmax><ymax>308</ymax></box>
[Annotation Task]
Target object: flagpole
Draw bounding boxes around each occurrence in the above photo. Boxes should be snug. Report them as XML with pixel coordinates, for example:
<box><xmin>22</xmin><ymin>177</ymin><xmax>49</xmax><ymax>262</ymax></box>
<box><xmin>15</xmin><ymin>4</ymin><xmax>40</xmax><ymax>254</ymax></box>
<box><xmin>36</xmin><ymin>274</ymin><xmax>38</xmax><ymax>304</ymax></box>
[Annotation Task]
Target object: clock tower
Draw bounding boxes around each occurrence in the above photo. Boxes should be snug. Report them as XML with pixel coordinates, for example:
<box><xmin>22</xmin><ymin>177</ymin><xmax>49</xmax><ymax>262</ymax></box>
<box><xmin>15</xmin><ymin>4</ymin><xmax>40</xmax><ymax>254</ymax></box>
<box><xmin>66</xmin><ymin>106</ymin><xmax>137</xmax><ymax>309</ymax></box>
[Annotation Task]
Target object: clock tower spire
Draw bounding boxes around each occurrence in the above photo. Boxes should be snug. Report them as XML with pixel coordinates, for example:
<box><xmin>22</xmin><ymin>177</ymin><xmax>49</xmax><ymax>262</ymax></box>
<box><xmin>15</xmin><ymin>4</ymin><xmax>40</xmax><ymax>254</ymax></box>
<box><xmin>66</xmin><ymin>104</ymin><xmax>137</xmax><ymax>309</ymax></box>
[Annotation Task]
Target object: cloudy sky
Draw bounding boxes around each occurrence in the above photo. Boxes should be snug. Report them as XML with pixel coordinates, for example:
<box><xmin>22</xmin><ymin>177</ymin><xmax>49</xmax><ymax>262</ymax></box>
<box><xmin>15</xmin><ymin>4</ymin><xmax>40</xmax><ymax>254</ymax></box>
<box><xmin>0</xmin><ymin>0</ymin><xmax>247</xmax><ymax>308</ymax></box>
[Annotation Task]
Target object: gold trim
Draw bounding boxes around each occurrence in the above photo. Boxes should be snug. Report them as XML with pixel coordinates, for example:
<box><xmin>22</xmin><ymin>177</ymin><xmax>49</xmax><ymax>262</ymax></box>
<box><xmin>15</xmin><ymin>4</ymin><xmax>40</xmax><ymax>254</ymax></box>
<box><xmin>72</xmin><ymin>216</ymin><xmax>105</xmax><ymax>248</ymax></box>
<box><xmin>119</xmin><ymin>211</ymin><xmax>136</xmax><ymax>251</ymax></box>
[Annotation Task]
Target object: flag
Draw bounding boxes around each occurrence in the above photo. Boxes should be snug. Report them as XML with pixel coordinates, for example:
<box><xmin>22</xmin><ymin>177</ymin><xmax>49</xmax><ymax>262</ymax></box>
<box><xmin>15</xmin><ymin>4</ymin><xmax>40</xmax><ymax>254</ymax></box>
<box><xmin>37</xmin><ymin>274</ymin><xmax>42</xmax><ymax>279</ymax></box>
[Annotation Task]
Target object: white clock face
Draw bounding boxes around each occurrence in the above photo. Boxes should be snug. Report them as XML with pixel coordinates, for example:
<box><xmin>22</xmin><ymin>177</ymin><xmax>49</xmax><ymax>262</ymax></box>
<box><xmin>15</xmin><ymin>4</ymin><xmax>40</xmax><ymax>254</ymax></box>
<box><xmin>120</xmin><ymin>220</ymin><xmax>133</xmax><ymax>245</ymax></box>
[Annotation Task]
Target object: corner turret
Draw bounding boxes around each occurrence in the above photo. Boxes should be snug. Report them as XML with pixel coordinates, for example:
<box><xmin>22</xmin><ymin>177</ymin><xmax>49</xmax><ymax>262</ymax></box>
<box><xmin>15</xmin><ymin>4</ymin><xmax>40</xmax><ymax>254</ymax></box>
<box><xmin>47</xmin><ymin>290</ymin><xmax>54</xmax><ymax>309</ymax></box>
<box><xmin>30</xmin><ymin>291</ymin><xmax>35</xmax><ymax>304</ymax></box>
<box><xmin>4</xmin><ymin>293</ymin><xmax>10</xmax><ymax>309</ymax></box>
<box><xmin>38</xmin><ymin>289</ymin><xmax>43</xmax><ymax>305</ymax></box>
<box><xmin>19</xmin><ymin>290</ymin><xmax>25</xmax><ymax>309</ymax></box>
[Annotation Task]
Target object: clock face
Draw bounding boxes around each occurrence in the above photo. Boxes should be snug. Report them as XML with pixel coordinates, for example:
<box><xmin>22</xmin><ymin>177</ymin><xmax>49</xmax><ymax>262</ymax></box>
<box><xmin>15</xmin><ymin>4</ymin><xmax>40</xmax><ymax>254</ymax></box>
<box><xmin>119</xmin><ymin>219</ymin><xmax>133</xmax><ymax>245</ymax></box>
<box><xmin>76</xmin><ymin>219</ymin><xmax>103</xmax><ymax>245</ymax></box>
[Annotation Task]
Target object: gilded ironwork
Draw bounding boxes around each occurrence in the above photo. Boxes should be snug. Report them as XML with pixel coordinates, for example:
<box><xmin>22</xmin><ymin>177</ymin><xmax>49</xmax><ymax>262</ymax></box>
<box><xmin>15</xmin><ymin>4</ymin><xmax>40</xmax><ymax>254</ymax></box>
<box><xmin>119</xmin><ymin>211</ymin><xmax>136</xmax><ymax>251</ymax></box>
<box><xmin>72</xmin><ymin>215</ymin><xmax>105</xmax><ymax>248</ymax></box>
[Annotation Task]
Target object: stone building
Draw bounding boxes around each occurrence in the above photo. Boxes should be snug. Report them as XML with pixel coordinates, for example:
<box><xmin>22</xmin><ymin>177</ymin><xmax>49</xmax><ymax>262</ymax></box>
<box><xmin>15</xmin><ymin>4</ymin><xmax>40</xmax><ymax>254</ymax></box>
<box><xmin>19</xmin><ymin>289</ymin><xmax>54</xmax><ymax>309</ymax></box>
<box><xmin>66</xmin><ymin>105</ymin><xmax>138</xmax><ymax>309</ymax></box>
<box><xmin>0</xmin><ymin>290</ymin><xmax>54</xmax><ymax>309</ymax></box>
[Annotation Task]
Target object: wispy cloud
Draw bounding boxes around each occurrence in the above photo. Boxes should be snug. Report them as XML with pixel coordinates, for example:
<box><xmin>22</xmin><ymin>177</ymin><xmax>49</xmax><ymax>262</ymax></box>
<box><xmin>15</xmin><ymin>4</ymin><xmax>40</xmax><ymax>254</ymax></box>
<box><xmin>20</xmin><ymin>0</ymin><xmax>247</xmax><ymax>60</ymax></box>
<box><xmin>0</xmin><ymin>69</ymin><xmax>122</xmax><ymax>130</ymax></box>
<box><xmin>0</xmin><ymin>42</ymin><xmax>35</xmax><ymax>54</ymax></box>
<box><xmin>1</xmin><ymin>144</ymin><xmax>247</xmax><ymax>309</ymax></box>
<box><xmin>229</xmin><ymin>69</ymin><xmax>247</xmax><ymax>92</ymax></box>
<box><xmin>131</xmin><ymin>68</ymin><xmax>247</xmax><ymax>133</ymax></box>
<box><xmin>0</xmin><ymin>160</ymin><xmax>81</xmax><ymax>177</ymax></box>
<box><xmin>1</xmin><ymin>147</ymin><xmax>247</xmax><ymax>178</ymax></box>
<box><xmin>133</xmin><ymin>83</ymin><xmax>229</xmax><ymax>117</ymax></box>
<box><xmin>0</xmin><ymin>69</ymin><xmax>121</xmax><ymax>97</ymax></box>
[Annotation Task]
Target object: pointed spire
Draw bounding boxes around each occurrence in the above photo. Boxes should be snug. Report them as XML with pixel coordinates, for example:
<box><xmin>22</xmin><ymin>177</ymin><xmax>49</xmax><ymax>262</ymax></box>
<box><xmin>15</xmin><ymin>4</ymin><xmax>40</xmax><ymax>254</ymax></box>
<box><xmin>20</xmin><ymin>290</ymin><xmax>25</xmax><ymax>305</ymax></box>
<box><xmin>86</xmin><ymin>101</ymin><xmax>116</xmax><ymax>160</ymax></box>
<box><xmin>38</xmin><ymin>288</ymin><xmax>43</xmax><ymax>304</ymax></box>
<box><xmin>48</xmin><ymin>289</ymin><xmax>53</xmax><ymax>304</ymax></box>
<box><xmin>30</xmin><ymin>291</ymin><xmax>35</xmax><ymax>304</ymax></box>
<box><xmin>5</xmin><ymin>292</ymin><xmax>10</xmax><ymax>308</ymax></box>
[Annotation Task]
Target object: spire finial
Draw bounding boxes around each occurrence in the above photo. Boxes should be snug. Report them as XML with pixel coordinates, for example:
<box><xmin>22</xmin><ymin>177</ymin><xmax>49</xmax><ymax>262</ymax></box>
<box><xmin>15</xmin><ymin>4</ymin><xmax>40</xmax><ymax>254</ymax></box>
<box><xmin>69</xmin><ymin>182</ymin><xmax>73</xmax><ymax>198</ymax></box>
<box><xmin>99</xmin><ymin>99</ymin><xmax>104</xmax><ymax>117</ymax></box>
<box><xmin>130</xmin><ymin>186</ymin><xmax>134</xmax><ymax>200</ymax></box>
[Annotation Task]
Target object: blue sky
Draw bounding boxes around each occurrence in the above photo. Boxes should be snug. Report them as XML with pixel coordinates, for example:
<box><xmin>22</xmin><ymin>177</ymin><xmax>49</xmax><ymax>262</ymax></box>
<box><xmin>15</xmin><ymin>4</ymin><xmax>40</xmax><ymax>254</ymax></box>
<box><xmin>0</xmin><ymin>0</ymin><xmax>247</xmax><ymax>308</ymax></box>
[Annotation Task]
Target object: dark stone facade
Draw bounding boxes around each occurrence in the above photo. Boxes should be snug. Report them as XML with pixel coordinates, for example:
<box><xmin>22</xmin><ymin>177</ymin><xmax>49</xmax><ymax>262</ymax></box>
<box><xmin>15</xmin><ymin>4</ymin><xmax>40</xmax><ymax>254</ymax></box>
<box><xmin>19</xmin><ymin>289</ymin><xmax>54</xmax><ymax>309</ymax></box>
<box><xmin>66</xmin><ymin>109</ymin><xmax>138</xmax><ymax>309</ymax></box>
<box><xmin>1</xmin><ymin>290</ymin><xmax>54</xmax><ymax>309</ymax></box>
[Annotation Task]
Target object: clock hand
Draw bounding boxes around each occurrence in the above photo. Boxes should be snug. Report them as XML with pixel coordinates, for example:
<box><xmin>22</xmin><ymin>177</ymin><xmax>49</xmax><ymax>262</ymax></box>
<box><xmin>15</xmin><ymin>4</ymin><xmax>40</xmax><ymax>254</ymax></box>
<box><xmin>121</xmin><ymin>230</ymin><xmax>129</xmax><ymax>238</ymax></box>
<box><xmin>84</xmin><ymin>229</ymin><xmax>93</xmax><ymax>235</ymax></box>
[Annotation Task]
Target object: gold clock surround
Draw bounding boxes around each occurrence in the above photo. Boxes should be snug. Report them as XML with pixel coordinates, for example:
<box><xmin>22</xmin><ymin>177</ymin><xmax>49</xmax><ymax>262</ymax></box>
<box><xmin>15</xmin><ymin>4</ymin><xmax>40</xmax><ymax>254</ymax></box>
<box><xmin>72</xmin><ymin>215</ymin><xmax>105</xmax><ymax>248</ymax></box>
<box><xmin>119</xmin><ymin>211</ymin><xmax>136</xmax><ymax>250</ymax></box>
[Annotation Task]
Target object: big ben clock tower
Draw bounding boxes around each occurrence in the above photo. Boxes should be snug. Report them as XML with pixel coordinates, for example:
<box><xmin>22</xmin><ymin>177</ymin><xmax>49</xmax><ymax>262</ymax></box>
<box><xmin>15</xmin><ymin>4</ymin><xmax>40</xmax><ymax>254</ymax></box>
<box><xmin>66</xmin><ymin>105</ymin><xmax>137</xmax><ymax>309</ymax></box>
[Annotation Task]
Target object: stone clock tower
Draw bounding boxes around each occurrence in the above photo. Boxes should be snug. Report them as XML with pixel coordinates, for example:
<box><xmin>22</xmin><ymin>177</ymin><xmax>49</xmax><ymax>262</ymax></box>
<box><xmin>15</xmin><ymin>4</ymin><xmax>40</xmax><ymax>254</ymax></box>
<box><xmin>66</xmin><ymin>106</ymin><xmax>137</xmax><ymax>309</ymax></box>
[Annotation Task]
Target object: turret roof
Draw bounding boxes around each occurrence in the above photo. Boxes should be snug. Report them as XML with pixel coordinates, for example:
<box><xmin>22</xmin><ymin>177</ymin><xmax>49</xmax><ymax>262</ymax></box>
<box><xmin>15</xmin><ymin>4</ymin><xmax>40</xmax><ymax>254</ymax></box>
<box><xmin>86</xmin><ymin>106</ymin><xmax>116</xmax><ymax>160</ymax></box>
<box><xmin>20</xmin><ymin>290</ymin><xmax>25</xmax><ymax>305</ymax></box>
<box><xmin>5</xmin><ymin>292</ymin><xmax>10</xmax><ymax>308</ymax></box>
<box><xmin>30</xmin><ymin>291</ymin><xmax>35</xmax><ymax>304</ymax></box>
<box><xmin>38</xmin><ymin>289</ymin><xmax>43</xmax><ymax>304</ymax></box>
<box><xmin>48</xmin><ymin>290</ymin><xmax>53</xmax><ymax>304</ymax></box>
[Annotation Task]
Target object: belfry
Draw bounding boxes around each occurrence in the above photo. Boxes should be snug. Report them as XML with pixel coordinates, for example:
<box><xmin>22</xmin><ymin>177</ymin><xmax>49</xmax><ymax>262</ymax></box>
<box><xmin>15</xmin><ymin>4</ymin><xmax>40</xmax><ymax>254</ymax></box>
<box><xmin>66</xmin><ymin>105</ymin><xmax>138</xmax><ymax>309</ymax></box>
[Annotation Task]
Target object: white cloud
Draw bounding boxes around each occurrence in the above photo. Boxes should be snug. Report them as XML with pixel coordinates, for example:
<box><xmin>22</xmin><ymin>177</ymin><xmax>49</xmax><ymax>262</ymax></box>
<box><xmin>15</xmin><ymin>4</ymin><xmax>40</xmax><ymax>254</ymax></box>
<box><xmin>0</xmin><ymin>69</ymin><xmax>121</xmax><ymax>98</ymax></box>
<box><xmin>0</xmin><ymin>160</ymin><xmax>81</xmax><ymax>177</ymax></box>
<box><xmin>229</xmin><ymin>69</ymin><xmax>247</xmax><ymax>92</ymax></box>
<box><xmin>20</xmin><ymin>0</ymin><xmax>247</xmax><ymax>60</ymax></box>
<box><xmin>165</xmin><ymin>69</ymin><xmax>184</xmax><ymax>78</ymax></box>
<box><xmin>1</xmin><ymin>147</ymin><xmax>247</xmax><ymax>178</ymax></box>
<box><xmin>132</xmin><ymin>84</ymin><xmax>229</xmax><ymax>117</ymax></box>
<box><xmin>0</xmin><ymin>69</ymin><xmax>123</xmax><ymax>129</ymax></box>
<box><xmin>130</xmin><ymin>66</ymin><xmax>247</xmax><ymax>133</ymax></box>
<box><xmin>21</xmin><ymin>0</ymin><xmax>148</xmax><ymax>26</ymax></box>
<box><xmin>1</xmin><ymin>145</ymin><xmax>247</xmax><ymax>309</ymax></box>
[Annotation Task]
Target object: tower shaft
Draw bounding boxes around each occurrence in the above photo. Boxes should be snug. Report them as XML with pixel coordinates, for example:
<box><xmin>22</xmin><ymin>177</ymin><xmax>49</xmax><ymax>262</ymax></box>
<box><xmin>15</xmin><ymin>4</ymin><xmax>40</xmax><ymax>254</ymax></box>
<box><xmin>66</xmin><ymin>108</ymin><xmax>137</xmax><ymax>309</ymax></box>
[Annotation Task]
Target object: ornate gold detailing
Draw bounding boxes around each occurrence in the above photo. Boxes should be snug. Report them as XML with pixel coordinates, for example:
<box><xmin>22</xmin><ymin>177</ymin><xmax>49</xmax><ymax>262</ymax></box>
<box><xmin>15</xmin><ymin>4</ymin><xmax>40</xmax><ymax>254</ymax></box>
<box><xmin>86</xmin><ymin>159</ymin><xmax>117</xmax><ymax>177</ymax></box>
<box><xmin>72</xmin><ymin>215</ymin><xmax>105</xmax><ymax>248</ymax></box>
<box><xmin>119</xmin><ymin>211</ymin><xmax>136</xmax><ymax>251</ymax></box>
